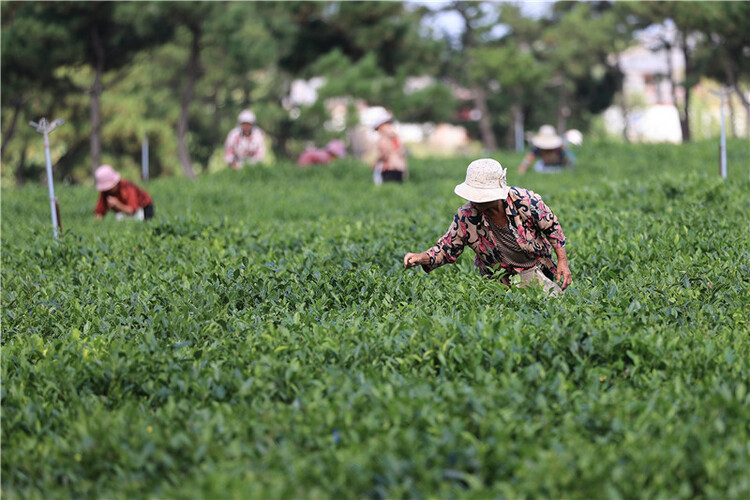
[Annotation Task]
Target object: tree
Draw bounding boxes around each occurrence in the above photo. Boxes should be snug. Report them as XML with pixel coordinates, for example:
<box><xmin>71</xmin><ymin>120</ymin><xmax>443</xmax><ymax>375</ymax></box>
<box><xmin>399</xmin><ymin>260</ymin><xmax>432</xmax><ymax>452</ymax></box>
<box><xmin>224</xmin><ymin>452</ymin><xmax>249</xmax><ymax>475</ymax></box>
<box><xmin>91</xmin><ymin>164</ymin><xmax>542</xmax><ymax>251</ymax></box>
<box><xmin>468</xmin><ymin>41</ymin><xmax>544</xmax><ymax>150</ymax></box>
<box><xmin>272</xmin><ymin>1</ymin><xmax>452</xmax><ymax>153</ymax></box>
<box><xmin>458</xmin><ymin>1</ymin><xmax>626</xmax><ymax>148</ymax></box>
<box><xmin>535</xmin><ymin>2</ymin><xmax>628</xmax><ymax>134</ymax></box>
<box><xmin>0</xmin><ymin>2</ymin><xmax>81</xmax><ymax>180</ymax></box>
<box><xmin>623</xmin><ymin>1</ymin><xmax>726</xmax><ymax>142</ymax></box>
<box><xmin>693</xmin><ymin>2</ymin><xmax>750</xmax><ymax>136</ymax></box>
<box><xmin>24</xmin><ymin>2</ymin><xmax>171</xmax><ymax>172</ymax></box>
<box><xmin>155</xmin><ymin>2</ymin><xmax>219</xmax><ymax>179</ymax></box>
<box><xmin>444</xmin><ymin>1</ymin><xmax>500</xmax><ymax>152</ymax></box>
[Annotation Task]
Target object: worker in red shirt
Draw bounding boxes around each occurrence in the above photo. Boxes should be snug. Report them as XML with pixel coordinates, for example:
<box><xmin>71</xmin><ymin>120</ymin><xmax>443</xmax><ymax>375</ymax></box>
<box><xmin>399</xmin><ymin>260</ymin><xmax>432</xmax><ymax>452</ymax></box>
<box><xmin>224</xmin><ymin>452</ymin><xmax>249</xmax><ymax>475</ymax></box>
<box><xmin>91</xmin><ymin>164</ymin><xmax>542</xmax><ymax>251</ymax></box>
<box><xmin>93</xmin><ymin>165</ymin><xmax>154</xmax><ymax>220</ymax></box>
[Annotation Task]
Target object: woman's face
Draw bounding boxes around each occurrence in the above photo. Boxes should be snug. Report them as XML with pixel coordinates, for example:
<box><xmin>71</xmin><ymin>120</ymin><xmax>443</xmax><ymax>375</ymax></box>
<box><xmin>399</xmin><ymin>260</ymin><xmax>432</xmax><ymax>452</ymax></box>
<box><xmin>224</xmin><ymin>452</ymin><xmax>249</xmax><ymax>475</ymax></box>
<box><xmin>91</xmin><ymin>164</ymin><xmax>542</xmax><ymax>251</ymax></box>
<box><xmin>240</xmin><ymin>122</ymin><xmax>254</xmax><ymax>135</ymax></box>
<box><xmin>474</xmin><ymin>200</ymin><xmax>501</xmax><ymax>212</ymax></box>
<box><xmin>377</xmin><ymin>122</ymin><xmax>393</xmax><ymax>135</ymax></box>
<box><xmin>103</xmin><ymin>183</ymin><xmax>120</xmax><ymax>197</ymax></box>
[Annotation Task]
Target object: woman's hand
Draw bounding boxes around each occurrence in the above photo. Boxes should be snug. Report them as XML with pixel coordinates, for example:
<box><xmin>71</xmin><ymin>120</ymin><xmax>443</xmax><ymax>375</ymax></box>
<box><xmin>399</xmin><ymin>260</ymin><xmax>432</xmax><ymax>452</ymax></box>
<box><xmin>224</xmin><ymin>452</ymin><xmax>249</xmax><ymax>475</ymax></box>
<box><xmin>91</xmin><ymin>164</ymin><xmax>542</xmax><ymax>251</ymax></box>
<box><xmin>555</xmin><ymin>260</ymin><xmax>572</xmax><ymax>290</ymax></box>
<box><xmin>553</xmin><ymin>247</ymin><xmax>572</xmax><ymax>290</ymax></box>
<box><xmin>403</xmin><ymin>252</ymin><xmax>428</xmax><ymax>269</ymax></box>
<box><xmin>107</xmin><ymin>196</ymin><xmax>134</xmax><ymax>215</ymax></box>
<box><xmin>106</xmin><ymin>196</ymin><xmax>122</xmax><ymax>209</ymax></box>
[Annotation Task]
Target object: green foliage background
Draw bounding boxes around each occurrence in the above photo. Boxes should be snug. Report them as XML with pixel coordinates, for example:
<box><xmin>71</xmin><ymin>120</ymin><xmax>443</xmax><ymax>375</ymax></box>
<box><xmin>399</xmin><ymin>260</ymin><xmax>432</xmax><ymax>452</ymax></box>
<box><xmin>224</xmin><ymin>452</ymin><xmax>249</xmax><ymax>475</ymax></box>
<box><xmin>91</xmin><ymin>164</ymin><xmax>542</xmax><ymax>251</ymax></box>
<box><xmin>2</xmin><ymin>141</ymin><xmax>750</xmax><ymax>498</ymax></box>
<box><xmin>4</xmin><ymin>1</ymin><xmax>748</xmax><ymax>186</ymax></box>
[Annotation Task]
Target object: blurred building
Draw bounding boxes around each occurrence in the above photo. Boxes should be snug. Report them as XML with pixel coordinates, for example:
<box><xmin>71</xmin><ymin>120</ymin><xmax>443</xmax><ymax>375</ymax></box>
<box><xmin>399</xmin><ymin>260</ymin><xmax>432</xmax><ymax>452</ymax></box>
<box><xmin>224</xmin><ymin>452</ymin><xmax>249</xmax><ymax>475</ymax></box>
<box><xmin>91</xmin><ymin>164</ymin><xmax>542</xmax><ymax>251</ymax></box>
<box><xmin>603</xmin><ymin>43</ymin><xmax>685</xmax><ymax>143</ymax></box>
<box><xmin>604</xmin><ymin>28</ymin><xmax>748</xmax><ymax>143</ymax></box>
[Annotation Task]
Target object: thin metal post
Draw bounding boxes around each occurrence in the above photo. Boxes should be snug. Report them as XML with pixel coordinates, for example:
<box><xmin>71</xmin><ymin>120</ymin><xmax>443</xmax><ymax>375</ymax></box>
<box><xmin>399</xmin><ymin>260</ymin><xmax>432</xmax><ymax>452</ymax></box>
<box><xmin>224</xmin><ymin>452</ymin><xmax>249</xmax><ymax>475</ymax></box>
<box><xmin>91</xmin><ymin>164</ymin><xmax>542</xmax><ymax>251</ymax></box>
<box><xmin>514</xmin><ymin>109</ymin><xmax>524</xmax><ymax>154</ymax></box>
<box><xmin>30</xmin><ymin>118</ymin><xmax>65</xmax><ymax>239</ymax></box>
<box><xmin>719</xmin><ymin>93</ymin><xmax>727</xmax><ymax>179</ymax></box>
<box><xmin>142</xmin><ymin>134</ymin><xmax>149</xmax><ymax>181</ymax></box>
<box><xmin>710</xmin><ymin>88</ymin><xmax>730</xmax><ymax>179</ymax></box>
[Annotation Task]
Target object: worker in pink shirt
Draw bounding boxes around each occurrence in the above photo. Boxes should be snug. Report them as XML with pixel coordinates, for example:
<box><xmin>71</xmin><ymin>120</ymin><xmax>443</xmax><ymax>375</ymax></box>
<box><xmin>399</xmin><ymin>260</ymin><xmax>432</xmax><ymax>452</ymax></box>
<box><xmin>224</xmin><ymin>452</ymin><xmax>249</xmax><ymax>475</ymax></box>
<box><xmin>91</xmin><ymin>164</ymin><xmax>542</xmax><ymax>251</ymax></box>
<box><xmin>297</xmin><ymin>139</ymin><xmax>346</xmax><ymax>168</ymax></box>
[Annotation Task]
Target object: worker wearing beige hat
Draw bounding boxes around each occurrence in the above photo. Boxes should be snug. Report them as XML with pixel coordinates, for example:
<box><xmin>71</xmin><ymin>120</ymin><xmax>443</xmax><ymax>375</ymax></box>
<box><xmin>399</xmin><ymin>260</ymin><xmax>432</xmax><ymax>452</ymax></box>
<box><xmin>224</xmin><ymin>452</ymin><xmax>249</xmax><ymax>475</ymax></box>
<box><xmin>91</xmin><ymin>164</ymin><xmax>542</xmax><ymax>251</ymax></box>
<box><xmin>371</xmin><ymin>109</ymin><xmax>407</xmax><ymax>184</ymax></box>
<box><xmin>518</xmin><ymin>125</ymin><xmax>575</xmax><ymax>175</ymax></box>
<box><xmin>224</xmin><ymin>109</ymin><xmax>267</xmax><ymax>169</ymax></box>
<box><xmin>404</xmin><ymin>158</ymin><xmax>572</xmax><ymax>294</ymax></box>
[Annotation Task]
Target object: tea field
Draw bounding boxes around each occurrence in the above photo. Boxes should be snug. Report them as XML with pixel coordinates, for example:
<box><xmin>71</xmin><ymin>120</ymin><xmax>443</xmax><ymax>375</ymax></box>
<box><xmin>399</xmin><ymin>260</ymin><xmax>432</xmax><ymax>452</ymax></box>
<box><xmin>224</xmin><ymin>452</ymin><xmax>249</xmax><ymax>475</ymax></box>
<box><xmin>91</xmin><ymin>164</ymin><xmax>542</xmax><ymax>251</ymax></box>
<box><xmin>2</xmin><ymin>140</ymin><xmax>749</xmax><ymax>498</ymax></box>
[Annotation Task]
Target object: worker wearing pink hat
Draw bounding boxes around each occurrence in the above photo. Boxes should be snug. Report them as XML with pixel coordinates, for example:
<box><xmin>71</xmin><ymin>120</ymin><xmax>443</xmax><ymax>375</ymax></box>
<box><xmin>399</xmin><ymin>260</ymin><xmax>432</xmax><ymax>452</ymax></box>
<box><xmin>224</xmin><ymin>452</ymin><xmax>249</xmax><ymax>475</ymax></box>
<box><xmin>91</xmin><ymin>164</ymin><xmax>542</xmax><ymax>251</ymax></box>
<box><xmin>93</xmin><ymin>165</ymin><xmax>154</xmax><ymax>220</ymax></box>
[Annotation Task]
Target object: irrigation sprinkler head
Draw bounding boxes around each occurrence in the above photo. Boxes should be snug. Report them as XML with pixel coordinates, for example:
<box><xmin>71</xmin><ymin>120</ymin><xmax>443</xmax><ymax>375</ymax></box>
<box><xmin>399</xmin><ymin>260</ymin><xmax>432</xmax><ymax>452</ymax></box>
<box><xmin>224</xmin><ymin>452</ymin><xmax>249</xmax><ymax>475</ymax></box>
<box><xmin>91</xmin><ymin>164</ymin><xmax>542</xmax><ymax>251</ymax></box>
<box><xmin>709</xmin><ymin>88</ymin><xmax>731</xmax><ymax>96</ymax></box>
<box><xmin>29</xmin><ymin>117</ymin><xmax>65</xmax><ymax>134</ymax></box>
<box><xmin>50</xmin><ymin>118</ymin><xmax>65</xmax><ymax>130</ymax></box>
<box><xmin>29</xmin><ymin>119</ymin><xmax>45</xmax><ymax>131</ymax></box>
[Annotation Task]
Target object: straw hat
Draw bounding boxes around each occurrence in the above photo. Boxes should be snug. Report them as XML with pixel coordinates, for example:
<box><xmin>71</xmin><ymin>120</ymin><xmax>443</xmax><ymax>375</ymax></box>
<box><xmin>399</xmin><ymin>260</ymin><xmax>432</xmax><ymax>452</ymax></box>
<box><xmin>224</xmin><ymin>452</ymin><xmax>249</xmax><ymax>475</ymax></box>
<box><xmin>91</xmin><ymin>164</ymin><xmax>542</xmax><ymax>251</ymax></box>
<box><xmin>238</xmin><ymin>109</ymin><xmax>256</xmax><ymax>124</ymax></box>
<box><xmin>454</xmin><ymin>158</ymin><xmax>510</xmax><ymax>203</ymax></box>
<box><xmin>325</xmin><ymin>139</ymin><xmax>346</xmax><ymax>158</ymax></box>
<box><xmin>532</xmin><ymin>125</ymin><xmax>563</xmax><ymax>149</ymax></box>
<box><xmin>94</xmin><ymin>164</ymin><xmax>121</xmax><ymax>192</ymax></box>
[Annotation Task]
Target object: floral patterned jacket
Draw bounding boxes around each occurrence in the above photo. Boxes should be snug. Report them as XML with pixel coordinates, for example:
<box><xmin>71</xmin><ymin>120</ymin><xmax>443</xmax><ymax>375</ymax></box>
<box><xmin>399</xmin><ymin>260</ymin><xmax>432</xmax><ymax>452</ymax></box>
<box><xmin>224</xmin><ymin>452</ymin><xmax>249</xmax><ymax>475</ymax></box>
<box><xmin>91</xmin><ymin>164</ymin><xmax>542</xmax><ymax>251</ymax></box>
<box><xmin>422</xmin><ymin>187</ymin><xmax>566</xmax><ymax>279</ymax></box>
<box><xmin>224</xmin><ymin>126</ymin><xmax>266</xmax><ymax>165</ymax></box>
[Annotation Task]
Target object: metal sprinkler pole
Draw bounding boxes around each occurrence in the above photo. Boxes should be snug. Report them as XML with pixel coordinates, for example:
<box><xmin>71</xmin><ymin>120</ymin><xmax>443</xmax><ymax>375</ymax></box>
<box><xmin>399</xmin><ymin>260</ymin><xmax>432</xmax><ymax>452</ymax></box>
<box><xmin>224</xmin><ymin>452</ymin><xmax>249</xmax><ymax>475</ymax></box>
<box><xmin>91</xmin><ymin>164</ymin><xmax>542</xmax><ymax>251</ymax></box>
<box><xmin>30</xmin><ymin>117</ymin><xmax>65</xmax><ymax>239</ymax></box>
<box><xmin>719</xmin><ymin>94</ymin><xmax>727</xmax><ymax>179</ymax></box>
<box><xmin>142</xmin><ymin>134</ymin><xmax>149</xmax><ymax>181</ymax></box>
<box><xmin>710</xmin><ymin>88</ymin><xmax>730</xmax><ymax>179</ymax></box>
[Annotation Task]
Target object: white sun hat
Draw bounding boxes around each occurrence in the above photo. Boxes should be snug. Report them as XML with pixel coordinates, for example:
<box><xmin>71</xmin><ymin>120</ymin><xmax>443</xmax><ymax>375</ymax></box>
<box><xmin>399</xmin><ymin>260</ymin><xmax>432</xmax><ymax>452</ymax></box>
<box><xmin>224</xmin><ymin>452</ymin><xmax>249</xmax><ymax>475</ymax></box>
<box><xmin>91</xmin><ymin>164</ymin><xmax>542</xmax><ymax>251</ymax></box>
<box><xmin>238</xmin><ymin>109</ymin><xmax>256</xmax><ymax>124</ymax></box>
<box><xmin>454</xmin><ymin>158</ymin><xmax>510</xmax><ymax>203</ymax></box>
<box><xmin>369</xmin><ymin>107</ymin><xmax>393</xmax><ymax>130</ymax></box>
<box><xmin>565</xmin><ymin>129</ymin><xmax>583</xmax><ymax>146</ymax></box>
<box><xmin>532</xmin><ymin>125</ymin><xmax>563</xmax><ymax>149</ymax></box>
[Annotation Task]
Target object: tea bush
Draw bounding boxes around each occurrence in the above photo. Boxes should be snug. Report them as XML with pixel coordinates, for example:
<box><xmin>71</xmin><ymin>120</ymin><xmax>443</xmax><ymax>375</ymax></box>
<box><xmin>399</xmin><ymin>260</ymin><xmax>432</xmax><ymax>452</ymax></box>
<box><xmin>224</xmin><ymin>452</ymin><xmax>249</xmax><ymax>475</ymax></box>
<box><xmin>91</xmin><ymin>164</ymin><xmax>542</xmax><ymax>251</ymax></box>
<box><xmin>2</xmin><ymin>140</ymin><xmax>749</xmax><ymax>498</ymax></box>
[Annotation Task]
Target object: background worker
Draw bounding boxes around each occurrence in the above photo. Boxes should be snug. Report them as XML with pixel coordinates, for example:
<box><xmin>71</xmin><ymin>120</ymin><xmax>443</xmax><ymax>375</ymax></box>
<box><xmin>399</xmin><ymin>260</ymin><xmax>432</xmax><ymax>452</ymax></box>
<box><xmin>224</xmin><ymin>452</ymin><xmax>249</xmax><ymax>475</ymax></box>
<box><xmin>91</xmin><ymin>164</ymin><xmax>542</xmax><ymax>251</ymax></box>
<box><xmin>224</xmin><ymin>109</ymin><xmax>267</xmax><ymax>169</ymax></box>
<box><xmin>297</xmin><ymin>139</ymin><xmax>347</xmax><ymax>168</ymax></box>
<box><xmin>518</xmin><ymin>125</ymin><xmax>575</xmax><ymax>175</ymax></box>
<box><xmin>371</xmin><ymin>110</ymin><xmax>407</xmax><ymax>184</ymax></box>
<box><xmin>93</xmin><ymin>165</ymin><xmax>154</xmax><ymax>221</ymax></box>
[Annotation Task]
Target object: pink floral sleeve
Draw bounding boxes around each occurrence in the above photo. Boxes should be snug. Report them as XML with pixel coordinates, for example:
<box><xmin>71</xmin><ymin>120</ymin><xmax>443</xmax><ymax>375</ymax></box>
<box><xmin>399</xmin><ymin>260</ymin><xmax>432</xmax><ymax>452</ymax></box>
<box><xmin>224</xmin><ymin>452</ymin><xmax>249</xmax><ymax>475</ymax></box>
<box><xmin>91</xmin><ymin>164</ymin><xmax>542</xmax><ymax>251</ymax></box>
<box><xmin>526</xmin><ymin>191</ymin><xmax>566</xmax><ymax>249</ymax></box>
<box><xmin>422</xmin><ymin>212</ymin><xmax>469</xmax><ymax>273</ymax></box>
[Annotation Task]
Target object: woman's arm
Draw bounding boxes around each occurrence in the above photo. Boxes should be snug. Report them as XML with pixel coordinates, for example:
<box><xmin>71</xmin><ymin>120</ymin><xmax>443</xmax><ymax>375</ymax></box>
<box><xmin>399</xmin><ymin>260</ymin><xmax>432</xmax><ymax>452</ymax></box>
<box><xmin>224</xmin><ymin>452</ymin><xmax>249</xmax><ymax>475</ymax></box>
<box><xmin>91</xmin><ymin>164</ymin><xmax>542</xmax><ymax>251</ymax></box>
<box><xmin>404</xmin><ymin>212</ymin><xmax>469</xmax><ymax>273</ymax></box>
<box><xmin>94</xmin><ymin>193</ymin><xmax>108</xmax><ymax>218</ymax></box>
<box><xmin>107</xmin><ymin>196</ymin><xmax>135</xmax><ymax>215</ymax></box>
<box><xmin>224</xmin><ymin>130</ymin><xmax>238</xmax><ymax>167</ymax></box>
<box><xmin>524</xmin><ymin>191</ymin><xmax>571</xmax><ymax>288</ymax></box>
<box><xmin>374</xmin><ymin>134</ymin><xmax>391</xmax><ymax>169</ymax></box>
<box><xmin>251</xmin><ymin>130</ymin><xmax>266</xmax><ymax>162</ymax></box>
<box><xmin>518</xmin><ymin>152</ymin><xmax>536</xmax><ymax>175</ymax></box>
<box><xmin>527</xmin><ymin>192</ymin><xmax>566</xmax><ymax>249</ymax></box>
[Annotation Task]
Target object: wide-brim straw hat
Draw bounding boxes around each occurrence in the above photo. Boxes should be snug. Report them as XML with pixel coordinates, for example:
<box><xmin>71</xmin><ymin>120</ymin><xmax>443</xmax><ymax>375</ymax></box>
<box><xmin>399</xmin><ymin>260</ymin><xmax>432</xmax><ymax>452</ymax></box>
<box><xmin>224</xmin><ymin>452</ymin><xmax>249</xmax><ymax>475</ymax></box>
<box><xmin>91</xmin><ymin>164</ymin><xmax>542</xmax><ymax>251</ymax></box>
<box><xmin>454</xmin><ymin>158</ymin><xmax>510</xmax><ymax>203</ymax></box>
<box><xmin>94</xmin><ymin>164</ymin><xmax>121</xmax><ymax>192</ymax></box>
<box><xmin>532</xmin><ymin>125</ymin><xmax>563</xmax><ymax>149</ymax></box>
